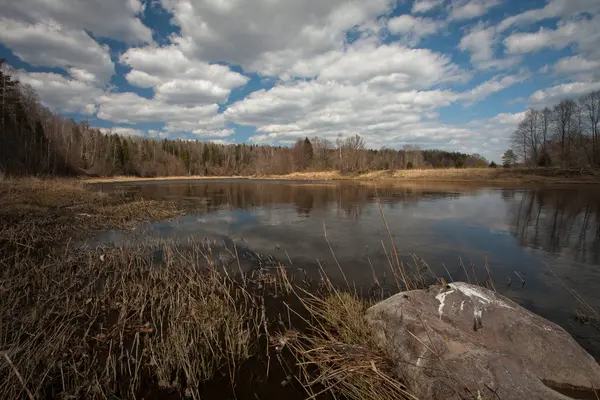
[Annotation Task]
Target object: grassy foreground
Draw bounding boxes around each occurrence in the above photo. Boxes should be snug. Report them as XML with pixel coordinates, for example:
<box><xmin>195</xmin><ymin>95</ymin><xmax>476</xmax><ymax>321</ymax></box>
<box><xmin>0</xmin><ymin>179</ymin><xmax>423</xmax><ymax>400</ymax></box>
<box><xmin>86</xmin><ymin>167</ymin><xmax>600</xmax><ymax>185</ymax></box>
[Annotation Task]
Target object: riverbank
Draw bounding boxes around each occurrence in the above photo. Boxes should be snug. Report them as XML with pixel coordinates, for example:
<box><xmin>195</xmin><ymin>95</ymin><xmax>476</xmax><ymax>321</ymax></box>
<box><xmin>85</xmin><ymin>167</ymin><xmax>600</xmax><ymax>185</ymax></box>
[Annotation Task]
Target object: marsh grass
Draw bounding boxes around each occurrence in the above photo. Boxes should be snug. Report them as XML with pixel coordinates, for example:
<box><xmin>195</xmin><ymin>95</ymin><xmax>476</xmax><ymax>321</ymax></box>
<box><xmin>86</xmin><ymin>167</ymin><xmax>600</xmax><ymax>185</ymax></box>
<box><xmin>0</xmin><ymin>243</ymin><xmax>263</xmax><ymax>399</ymax></box>
<box><xmin>0</xmin><ymin>178</ymin><xmax>181</xmax><ymax>254</ymax></box>
<box><xmin>277</xmin><ymin>275</ymin><xmax>418</xmax><ymax>400</ymax></box>
<box><xmin>0</xmin><ymin>179</ymin><xmax>262</xmax><ymax>399</ymax></box>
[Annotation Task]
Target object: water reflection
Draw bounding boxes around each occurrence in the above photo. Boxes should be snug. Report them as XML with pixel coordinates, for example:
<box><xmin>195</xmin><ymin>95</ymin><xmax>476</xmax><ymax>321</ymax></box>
<box><xmin>506</xmin><ymin>189</ymin><xmax>600</xmax><ymax>265</ymax></box>
<box><xmin>93</xmin><ymin>180</ymin><xmax>600</xmax><ymax>357</ymax></box>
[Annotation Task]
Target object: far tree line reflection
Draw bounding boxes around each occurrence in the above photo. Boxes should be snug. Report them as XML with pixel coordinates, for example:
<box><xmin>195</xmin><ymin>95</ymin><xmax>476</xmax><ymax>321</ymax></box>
<box><xmin>506</xmin><ymin>189</ymin><xmax>600</xmax><ymax>265</ymax></box>
<box><xmin>105</xmin><ymin>181</ymin><xmax>600</xmax><ymax>265</ymax></box>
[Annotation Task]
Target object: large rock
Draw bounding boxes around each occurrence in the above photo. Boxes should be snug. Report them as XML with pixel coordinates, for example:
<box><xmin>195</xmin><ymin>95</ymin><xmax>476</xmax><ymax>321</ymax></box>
<box><xmin>365</xmin><ymin>282</ymin><xmax>600</xmax><ymax>400</ymax></box>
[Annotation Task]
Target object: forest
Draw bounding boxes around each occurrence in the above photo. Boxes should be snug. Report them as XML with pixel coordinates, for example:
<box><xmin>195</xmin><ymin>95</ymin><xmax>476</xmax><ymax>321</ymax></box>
<box><xmin>510</xmin><ymin>90</ymin><xmax>600</xmax><ymax>168</ymax></box>
<box><xmin>0</xmin><ymin>61</ymin><xmax>489</xmax><ymax>178</ymax></box>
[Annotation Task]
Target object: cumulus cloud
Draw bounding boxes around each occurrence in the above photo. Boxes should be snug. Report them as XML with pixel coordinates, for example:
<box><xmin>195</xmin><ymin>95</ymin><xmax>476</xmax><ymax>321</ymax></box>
<box><xmin>2</xmin><ymin>0</ymin><xmax>151</xmax><ymax>43</ymax></box>
<box><xmin>461</xmin><ymin>72</ymin><xmax>530</xmax><ymax>105</ymax></box>
<box><xmin>161</xmin><ymin>0</ymin><xmax>394</xmax><ymax>76</ymax></box>
<box><xmin>459</xmin><ymin>23</ymin><xmax>521</xmax><ymax>70</ymax></box>
<box><xmin>120</xmin><ymin>45</ymin><xmax>249</xmax><ymax>105</ymax></box>
<box><xmin>448</xmin><ymin>0</ymin><xmax>501</xmax><ymax>21</ymax></box>
<box><xmin>387</xmin><ymin>15</ymin><xmax>445</xmax><ymax>46</ymax></box>
<box><xmin>411</xmin><ymin>0</ymin><xmax>444</xmax><ymax>14</ymax></box>
<box><xmin>224</xmin><ymin>79</ymin><xmax>456</xmax><ymax>145</ymax></box>
<box><xmin>224</xmin><ymin>72</ymin><xmax>515</xmax><ymax>155</ymax></box>
<box><xmin>529</xmin><ymin>81</ymin><xmax>600</xmax><ymax>107</ymax></box>
<box><xmin>0</xmin><ymin>19</ymin><xmax>114</xmax><ymax>84</ymax></box>
<box><xmin>553</xmin><ymin>55</ymin><xmax>600</xmax><ymax>81</ymax></box>
<box><xmin>497</xmin><ymin>0</ymin><xmax>600</xmax><ymax>32</ymax></box>
<box><xmin>503</xmin><ymin>15</ymin><xmax>600</xmax><ymax>55</ymax></box>
<box><xmin>281</xmin><ymin>41</ymin><xmax>470</xmax><ymax>89</ymax></box>
<box><xmin>16</xmin><ymin>71</ymin><xmax>102</xmax><ymax>113</ymax></box>
<box><xmin>96</xmin><ymin>91</ymin><xmax>226</xmax><ymax>134</ymax></box>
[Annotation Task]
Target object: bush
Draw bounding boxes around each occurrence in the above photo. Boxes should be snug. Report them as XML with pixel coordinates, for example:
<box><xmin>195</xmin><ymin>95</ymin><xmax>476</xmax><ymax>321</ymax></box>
<box><xmin>406</xmin><ymin>161</ymin><xmax>414</xmax><ymax>169</ymax></box>
<box><xmin>489</xmin><ymin>161</ymin><xmax>497</xmax><ymax>168</ymax></box>
<box><xmin>537</xmin><ymin>152</ymin><xmax>552</xmax><ymax>167</ymax></box>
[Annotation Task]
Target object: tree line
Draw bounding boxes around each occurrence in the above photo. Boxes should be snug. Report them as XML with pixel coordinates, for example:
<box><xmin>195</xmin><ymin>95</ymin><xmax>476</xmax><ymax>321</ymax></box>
<box><xmin>509</xmin><ymin>90</ymin><xmax>600</xmax><ymax>168</ymax></box>
<box><xmin>0</xmin><ymin>60</ymin><xmax>489</xmax><ymax>178</ymax></box>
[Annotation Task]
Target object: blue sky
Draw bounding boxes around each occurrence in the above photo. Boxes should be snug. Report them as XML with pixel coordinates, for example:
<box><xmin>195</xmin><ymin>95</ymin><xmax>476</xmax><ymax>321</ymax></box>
<box><xmin>1</xmin><ymin>0</ymin><xmax>599</xmax><ymax>161</ymax></box>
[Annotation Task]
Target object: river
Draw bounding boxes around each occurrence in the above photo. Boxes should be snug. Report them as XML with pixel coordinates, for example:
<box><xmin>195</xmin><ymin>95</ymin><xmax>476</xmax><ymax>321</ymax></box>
<box><xmin>93</xmin><ymin>179</ymin><xmax>600</xmax><ymax>358</ymax></box>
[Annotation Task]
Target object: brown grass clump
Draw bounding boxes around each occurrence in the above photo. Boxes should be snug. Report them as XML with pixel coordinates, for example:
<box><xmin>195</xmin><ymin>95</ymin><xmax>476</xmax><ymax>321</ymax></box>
<box><xmin>0</xmin><ymin>243</ymin><xmax>260</xmax><ymax>399</ymax></box>
<box><xmin>277</xmin><ymin>267</ymin><xmax>417</xmax><ymax>400</ymax></box>
<box><xmin>0</xmin><ymin>179</ymin><xmax>261</xmax><ymax>399</ymax></box>
<box><xmin>86</xmin><ymin>167</ymin><xmax>600</xmax><ymax>185</ymax></box>
<box><xmin>0</xmin><ymin>178</ymin><xmax>181</xmax><ymax>253</ymax></box>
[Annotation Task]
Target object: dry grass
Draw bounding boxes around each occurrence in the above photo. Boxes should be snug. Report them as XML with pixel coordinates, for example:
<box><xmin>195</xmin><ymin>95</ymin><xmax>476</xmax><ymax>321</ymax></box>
<box><xmin>85</xmin><ymin>167</ymin><xmax>600</xmax><ymax>185</ymax></box>
<box><xmin>0</xmin><ymin>179</ymin><xmax>263</xmax><ymax>399</ymax></box>
<box><xmin>0</xmin><ymin>243</ymin><xmax>260</xmax><ymax>399</ymax></box>
<box><xmin>275</xmin><ymin>270</ymin><xmax>418</xmax><ymax>400</ymax></box>
<box><xmin>86</xmin><ymin>175</ymin><xmax>247</xmax><ymax>183</ymax></box>
<box><xmin>0</xmin><ymin>178</ymin><xmax>181</xmax><ymax>253</ymax></box>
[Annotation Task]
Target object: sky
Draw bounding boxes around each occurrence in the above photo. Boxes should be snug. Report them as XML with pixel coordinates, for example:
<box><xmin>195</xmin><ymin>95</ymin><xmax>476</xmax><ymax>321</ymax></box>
<box><xmin>1</xmin><ymin>0</ymin><xmax>599</xmax><ymax>162</ymax></box>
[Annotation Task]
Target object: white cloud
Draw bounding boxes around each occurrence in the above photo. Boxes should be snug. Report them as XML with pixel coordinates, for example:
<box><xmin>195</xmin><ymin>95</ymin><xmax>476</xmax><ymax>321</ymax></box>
<box><xmin>412</xmin><ymin>0</ymin><xmax>444</xmax><ymax>14</ymax></box>
<box><xmin>289</xmin><ymin>41</ymin><xmax>470</xmax><ymax>89</ymax></box>
<box><xmin>161</xmin><ymin>0</ymin><xmax>395</xmax><ymax>76</ymax></box>
<box><xmin>529</xmin><ymin>81</ymin><xmax>600</xmax><ymax>107</ymax></box>
<box><xmin>206</xmin><ymin>138</ymin><xmax>236</xmax><ymax>145</ymax></box>
<box><xmin>0</xmin><ymin>19</ymin><xmax>114</xmax><ymax>84</ymax></box>
<box><xmin>224</xmin><ymin>70</ymin><xmax>516</xmax><ymax>155</ymax></box>
<box><xmin>2</xmin><ymin>0</ymin><xmax>151</xmax><ymax>43</ymax></box>
<box><xmin>99</xmin><ymin>127</ymin><xmax>145</xmax><ymax>137</ymax></box>
<box><xmin>459</xmin><ymin>24</ymin><xmax>495</xmax><ymax>62</ymax></box>
<box><xmin>387</xmin><ymin>15</ymin><xmax>445</xmax><ymax>46</ymax></box>
<box><xmin>191</xmin><ymin>129</ymin><xmax>234</xmax><ymax>137</ymax></box>
<box><xmin>458</xmin><ymin>23</ymin><xmax>520</xmax><ymax>70</ymax></box>
<box><xmin>461</xmin><ymin>72</ymin><xmax>530</xmax><ymax>105</ymax></box>
<box><xmin>503</xmin><ymin>14</ymin><xmax>600</xmax><ymax>84</ymax></box>
<box><xmin>224</xmin><ymin>79</ymin><xmax>457</xmax><ymax>146</ymax></box>
<box><xmin>120</xmin><ymin>45</ymin><xmax>249</xmax><ymax>105</ymax></box>
<box><xmin>498</xmin><ymin>0</ymin><xmax>600</xmax><ymax>32</ymax></box>
<box><xmin>448</xmin><ymin>0</ymin><xmax>500</xmax><ymax>21</ymax></box>
<box><xmin>463</xmin><ymin>111</ymin><xmax>527</xmax><ymax>158</ymax></box>
<box><xmin>503</xmin><ymin>16</ymin><xmax>600</xmax><ymax>55</ymax></box>
<box><xmin>96</xmin><ymin>91</ymin><xmax>223</xmax><ymax>129</ymax></box>
<box><xmin>16</xmin><ymin>71</ymin><xmax>101</xmax><ymax>113</ymax></box>
<box><xmin>553</xmin><ymin>55</ymin><xmax>600</xmax><ymax>79</ymax></box>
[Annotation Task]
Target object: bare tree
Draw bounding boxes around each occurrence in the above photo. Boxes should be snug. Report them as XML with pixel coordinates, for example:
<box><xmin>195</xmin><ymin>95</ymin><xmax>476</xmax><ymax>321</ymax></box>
<box><xmin>512</xmin><ymin>109</ymin><xmax>540</xmax><ymax>165</ymax></box>
<box><xmin>553</xmin><ymin>99</ymin><xmax>577</xmax><ymax>167</ymax></box>
<box><xmin>580</xmin><ymin>91</ymin><xmax>600</xmax><ymax>167</ymax></box>
<box><xmin>339</xmin><ymin>134</ymin><xmax>366</xmax><ymax>173</ymax></box>
<box><xmin>311</xmin><ymin>137</ymin><xmax>331</xmax><ymax>170</ymax></box>
<box><xmin>540</xmin><ymin>107</ymin><xmax>552</xmax><ymax>149</ymax></box>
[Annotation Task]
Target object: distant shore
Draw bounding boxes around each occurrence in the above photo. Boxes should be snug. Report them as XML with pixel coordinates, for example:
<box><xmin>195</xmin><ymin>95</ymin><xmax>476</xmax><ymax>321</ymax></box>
<box><xmin>85</xmin><ymin>168</ymin><xmax>600</xmax><ymax>185</ymax></box>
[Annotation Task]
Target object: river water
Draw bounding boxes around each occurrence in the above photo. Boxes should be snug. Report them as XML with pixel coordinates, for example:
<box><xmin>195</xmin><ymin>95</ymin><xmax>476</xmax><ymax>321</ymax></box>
<box><xmin>93</xmin><ymin>179</ymin><xmax>600</xmax><ymax>358</ymax></box>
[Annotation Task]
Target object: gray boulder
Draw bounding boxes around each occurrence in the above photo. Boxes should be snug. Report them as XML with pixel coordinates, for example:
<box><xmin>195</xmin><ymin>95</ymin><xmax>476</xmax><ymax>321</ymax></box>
<box><xmin>365</xmin><ymin>282</ymin><xmax>600</xmax><ymax>399</ymax></box>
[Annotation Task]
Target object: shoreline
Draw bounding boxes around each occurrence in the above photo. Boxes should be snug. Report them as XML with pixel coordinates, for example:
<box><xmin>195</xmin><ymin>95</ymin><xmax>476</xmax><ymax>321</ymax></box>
<box><xmin>84</xmin><ymin>168</ymin><xmax>600</xmax><ymax>185</ymax></box>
